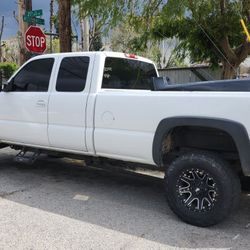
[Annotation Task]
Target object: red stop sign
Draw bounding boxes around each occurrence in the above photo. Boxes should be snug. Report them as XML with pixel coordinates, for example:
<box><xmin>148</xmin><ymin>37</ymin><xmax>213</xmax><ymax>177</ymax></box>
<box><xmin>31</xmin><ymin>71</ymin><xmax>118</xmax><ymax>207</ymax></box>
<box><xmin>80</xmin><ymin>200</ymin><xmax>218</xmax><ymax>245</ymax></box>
<box><xmin>25</xmin><ymin>26</ymin><xmax>46</xmax><ymax>54</ymax></box>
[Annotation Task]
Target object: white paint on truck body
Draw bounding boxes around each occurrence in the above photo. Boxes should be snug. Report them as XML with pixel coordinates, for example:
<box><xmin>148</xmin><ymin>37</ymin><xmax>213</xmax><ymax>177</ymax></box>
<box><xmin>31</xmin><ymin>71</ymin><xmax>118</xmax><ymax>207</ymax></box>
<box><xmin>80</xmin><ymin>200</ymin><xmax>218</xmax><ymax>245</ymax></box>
<box><xmin>1</xmin><ymin>52</ymin><xmax>250</xmax><ymax>166</ymax></box>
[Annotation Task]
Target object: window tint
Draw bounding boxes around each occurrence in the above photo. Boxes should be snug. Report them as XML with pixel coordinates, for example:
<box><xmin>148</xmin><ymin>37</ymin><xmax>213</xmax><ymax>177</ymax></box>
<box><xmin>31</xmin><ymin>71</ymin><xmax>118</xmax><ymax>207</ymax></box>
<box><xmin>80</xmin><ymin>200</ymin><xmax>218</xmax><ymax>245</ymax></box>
<box><xmin>56</xmin><ymin>56</ymin><xmax>89</xmax><ymax>92</ymax></box>
<box><xmin>13</xmin><ymin>58</ymin><xmax>54</xmax><ymax>92</ymax></box>
<box><xmin>102</xmin><ymin>57</ymin><xmax>157</xmax><ymax>90</ymax></box>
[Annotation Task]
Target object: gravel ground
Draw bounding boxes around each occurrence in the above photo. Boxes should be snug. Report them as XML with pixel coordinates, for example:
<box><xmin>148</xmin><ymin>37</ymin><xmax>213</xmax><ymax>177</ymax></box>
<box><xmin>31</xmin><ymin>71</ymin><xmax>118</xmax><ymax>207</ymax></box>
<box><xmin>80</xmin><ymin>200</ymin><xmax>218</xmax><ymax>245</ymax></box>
<box><xmin>0</xmin><ymin>148</ymin><xmax>249</xmax><ymax>250</ymax></box>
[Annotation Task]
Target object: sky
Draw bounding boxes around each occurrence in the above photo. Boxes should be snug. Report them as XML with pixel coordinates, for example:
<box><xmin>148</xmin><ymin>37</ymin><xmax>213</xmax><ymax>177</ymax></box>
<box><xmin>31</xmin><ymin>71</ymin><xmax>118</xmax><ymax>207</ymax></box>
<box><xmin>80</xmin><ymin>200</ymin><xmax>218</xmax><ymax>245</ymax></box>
<box><xmin>0</xmin><ymin>0</ymin><xmax>54</xmax><ymax>40</ymax></box>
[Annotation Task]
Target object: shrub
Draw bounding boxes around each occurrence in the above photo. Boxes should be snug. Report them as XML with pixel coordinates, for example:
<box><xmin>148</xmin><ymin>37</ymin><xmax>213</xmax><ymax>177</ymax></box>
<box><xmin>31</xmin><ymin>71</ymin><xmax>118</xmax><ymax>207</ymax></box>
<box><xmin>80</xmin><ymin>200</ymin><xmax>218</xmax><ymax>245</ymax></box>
<box><xmin>0</xmin><ymin>62</ymin><xmax>18</xmax><ymax>79</ymax></box>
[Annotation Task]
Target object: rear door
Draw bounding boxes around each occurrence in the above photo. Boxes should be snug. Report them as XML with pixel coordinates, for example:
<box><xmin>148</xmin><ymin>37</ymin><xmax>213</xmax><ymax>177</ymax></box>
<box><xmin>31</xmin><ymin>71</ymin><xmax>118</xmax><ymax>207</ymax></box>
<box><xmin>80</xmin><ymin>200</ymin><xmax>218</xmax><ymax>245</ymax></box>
<box><xmin>48</xmin><ymin>55</ymin><xmax>93</xmax><ymax>151</ymax></box>
<box><xmin>0</xmin><ymin>58</ymin><xmax>54</xmax><ymax>146</ymax></box>
<box><xmin>94</xmin><ymin>56</ymin><xmax>158</xmax><ymax>163</ymax></box>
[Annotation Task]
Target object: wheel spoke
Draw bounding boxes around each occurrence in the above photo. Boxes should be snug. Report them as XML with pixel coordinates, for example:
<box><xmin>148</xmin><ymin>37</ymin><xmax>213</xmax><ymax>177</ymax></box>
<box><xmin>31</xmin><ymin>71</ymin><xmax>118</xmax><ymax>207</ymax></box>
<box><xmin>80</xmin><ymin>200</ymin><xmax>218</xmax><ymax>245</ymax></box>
<box><xmin>181</xmin><ymin>172</ymin><xmax>195</xmax><ymax>181</ymax></box>
<box><xmin>201</xmin><ymin>197</ymin><xmax>212</xmax><ymax>209</ymax></box>
<box><xmin>179</xmin><ymin>185</ymin><xmax>191</xmax><ymax>194</ymax></box>
<box><xmin>185</xmin><ymin>193</ymin><xmax>194</xmax><ymax>205</ymax></box>
<box><xmin>206</xmin><ymin>176</ymin><xmax>216</xmax><ymax>188</ymax></box>
<box><xmin>208</xmin><ymin>190</ymin><xmax>217</xmax><ymax>203</ymax></box>
<box><xmin>177</xmin><ymin>168</ymin><xmax>218</xmax><ymax>212</ymax></box>
<box><xmin>194</xmin><ymin>170</ymin><xmax>205</xmax><ymax>180</ymax></box>
<box><xmin>180</xmin><ymin>177</ymin><xmax>191</xmax><ymax>187</ymax></box>
<box><xmin>186</xmin><ymin>197</ymin><xmax>200</xmax><ymax>210</ymax></box>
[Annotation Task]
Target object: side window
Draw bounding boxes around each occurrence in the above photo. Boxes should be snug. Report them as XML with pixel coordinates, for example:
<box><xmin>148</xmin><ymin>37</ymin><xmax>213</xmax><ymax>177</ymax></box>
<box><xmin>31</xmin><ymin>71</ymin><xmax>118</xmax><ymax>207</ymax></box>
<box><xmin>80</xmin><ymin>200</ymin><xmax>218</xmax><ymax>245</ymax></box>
<box><xmin>102</xmin><ymin>57</ymin><xmax>157</xmax><ymax>90</ymax></box>
<box><xmin>13</xmin><ymin>58</ymin><xmax>54</xmax><ymax>92</ymax></box>
<box><xmin>56</xmin><ymin>56</ymin><xmax>89</xmax><ymax>92</ymax></box>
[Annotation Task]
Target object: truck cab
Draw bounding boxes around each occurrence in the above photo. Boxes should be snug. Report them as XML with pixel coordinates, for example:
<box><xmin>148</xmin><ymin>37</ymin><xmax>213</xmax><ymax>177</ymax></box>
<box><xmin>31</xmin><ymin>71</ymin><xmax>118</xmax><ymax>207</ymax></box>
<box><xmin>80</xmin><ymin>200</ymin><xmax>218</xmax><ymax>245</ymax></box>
<box><xmin>0</xmin><ymin>52</ymin><xmax>158</xmax><ymax>161</ymax></box>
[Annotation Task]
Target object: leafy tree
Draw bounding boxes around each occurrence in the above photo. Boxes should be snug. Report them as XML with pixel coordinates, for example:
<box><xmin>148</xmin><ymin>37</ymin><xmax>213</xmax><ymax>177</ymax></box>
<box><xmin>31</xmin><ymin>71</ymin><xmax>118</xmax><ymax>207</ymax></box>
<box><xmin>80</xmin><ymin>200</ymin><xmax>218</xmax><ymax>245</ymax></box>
<box><xmin>73</xmin><ymin>0</ymin><xmax>128</xmax><ymax>28</ymax></box>
<box><xmin>72</xmin><ymin>0</ymin><xmax>129</xmax><ymax>51</ymax></box>
<box><xmin>0</xmin><ymin>62</ymin><xmax>18</xmax><ymax>79</ymax></box>
<box><xmin>110</xmin><ymin>19</ymin><xmax>139</xmax><ymax>52</ymax></box>
<box><xmin>110</xmin><ymin>19</ymin><xmax>163</xmax><ymax>65</ymax></box>
<box><xmin>131</xmin><ymin>0</ymin><xmax>250</xmax><ymax>79</ymax></box>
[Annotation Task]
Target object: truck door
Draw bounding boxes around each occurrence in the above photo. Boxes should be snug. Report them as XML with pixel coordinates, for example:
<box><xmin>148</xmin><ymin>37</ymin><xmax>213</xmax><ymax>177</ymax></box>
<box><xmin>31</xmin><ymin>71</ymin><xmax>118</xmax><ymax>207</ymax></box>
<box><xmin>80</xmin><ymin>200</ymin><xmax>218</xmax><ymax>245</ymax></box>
<box><xmin>0</xmin><ymin>58</ymin><xmax>54</xmax><ymax>146</ymax></box>
<box><xmin>48</xmin><ymin>55</ymin><xmax>93</xmax><ymax>151</ymax></box>
<box><xmin>94</xmin><ymin>56</ymin><xmax>158</xmax><ymax>163</ymax></box>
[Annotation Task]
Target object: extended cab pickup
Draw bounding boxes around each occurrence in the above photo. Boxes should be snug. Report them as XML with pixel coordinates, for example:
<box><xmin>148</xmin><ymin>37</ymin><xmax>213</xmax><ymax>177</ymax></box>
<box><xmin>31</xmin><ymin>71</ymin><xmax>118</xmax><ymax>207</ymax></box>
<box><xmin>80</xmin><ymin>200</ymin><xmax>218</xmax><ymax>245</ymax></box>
<box><xmin>1</xmin><ymin>51</ymin><xmax>250</xmax><ymax>227</ymax></box>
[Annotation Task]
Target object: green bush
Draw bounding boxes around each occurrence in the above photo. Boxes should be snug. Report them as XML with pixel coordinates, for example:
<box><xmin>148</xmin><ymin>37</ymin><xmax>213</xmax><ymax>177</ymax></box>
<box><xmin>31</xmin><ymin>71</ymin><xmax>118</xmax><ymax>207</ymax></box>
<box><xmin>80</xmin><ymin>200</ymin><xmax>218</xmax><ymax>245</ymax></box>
<box><xmin>0</xmin><ymin>62</ymin><xmax>18</xmax><ymax>79</ymax></box>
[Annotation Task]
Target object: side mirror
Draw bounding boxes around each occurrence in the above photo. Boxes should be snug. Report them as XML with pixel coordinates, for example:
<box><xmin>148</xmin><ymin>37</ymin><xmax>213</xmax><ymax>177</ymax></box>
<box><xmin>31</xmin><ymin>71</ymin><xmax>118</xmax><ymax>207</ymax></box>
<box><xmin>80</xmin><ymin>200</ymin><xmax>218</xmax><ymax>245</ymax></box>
<box><xmin>2</xmin><ymin>78</ymin><xmax>14</xmax><ymax>92</ymax></box>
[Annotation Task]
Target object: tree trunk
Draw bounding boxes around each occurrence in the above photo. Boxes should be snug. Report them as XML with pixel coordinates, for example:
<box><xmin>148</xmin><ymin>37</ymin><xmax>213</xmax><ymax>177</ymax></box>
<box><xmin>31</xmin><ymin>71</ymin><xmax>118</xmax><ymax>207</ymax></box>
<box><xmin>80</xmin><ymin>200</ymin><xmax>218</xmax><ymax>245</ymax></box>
<box><xmin>80</xmin><ymin>16</ymin><xmax>89</xmax><ymax>51</ymax></box>
<box><xmin>0</xmin><ymin>16</ymin><xmax>4</xmax><ymax>63</ymax></box>
<box><xmin>221</xmin><ymin>61</ymin><xmax>238</xmax><ymax>79</ymax></box>
<box><xmin>18</xmin><ymin>0</ymin><xmax>32</xmax><ymax>65</ymax></box>
<box><xmin>83</xmin><ymin>17</ymin><xmax>89</xmax><ymax>51</ymax></box>
<box><xmin>80</xmin><ymin>18</ymin><xmax>84</xmax><ymax>51</ymax></box>
<box><xmin>58</xmin><ymin>0</ymin><xmax>71</xmax><ymax>52</ymax></box>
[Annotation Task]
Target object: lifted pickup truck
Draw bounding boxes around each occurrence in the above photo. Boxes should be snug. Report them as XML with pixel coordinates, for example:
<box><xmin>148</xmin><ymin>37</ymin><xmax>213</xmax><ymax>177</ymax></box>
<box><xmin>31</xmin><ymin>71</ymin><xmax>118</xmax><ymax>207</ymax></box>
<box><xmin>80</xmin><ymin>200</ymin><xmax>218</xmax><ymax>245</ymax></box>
<box><xmin>1</xmin><ymin>51</ymin><xmax>250</xmax><ymax>227</ymax></box>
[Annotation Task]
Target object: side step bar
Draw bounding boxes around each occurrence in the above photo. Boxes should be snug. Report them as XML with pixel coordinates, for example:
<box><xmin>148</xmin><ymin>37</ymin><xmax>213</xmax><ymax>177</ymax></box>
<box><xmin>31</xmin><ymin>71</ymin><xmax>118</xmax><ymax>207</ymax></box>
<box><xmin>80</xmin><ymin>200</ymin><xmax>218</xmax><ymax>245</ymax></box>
<box><xmin>14</xmin><ymin>149</ymin><xmax>40</xmax><ymax>165</ymax></box>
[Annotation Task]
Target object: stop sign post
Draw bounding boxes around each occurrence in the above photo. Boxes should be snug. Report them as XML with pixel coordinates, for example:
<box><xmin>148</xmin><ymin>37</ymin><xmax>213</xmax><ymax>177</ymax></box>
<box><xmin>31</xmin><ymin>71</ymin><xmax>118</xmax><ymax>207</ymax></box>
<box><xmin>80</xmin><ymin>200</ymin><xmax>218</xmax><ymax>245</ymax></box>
<box><xmin>25</xmin><ymin>26</ymin><xmax>46</xmax><ymax>54</ymax></box>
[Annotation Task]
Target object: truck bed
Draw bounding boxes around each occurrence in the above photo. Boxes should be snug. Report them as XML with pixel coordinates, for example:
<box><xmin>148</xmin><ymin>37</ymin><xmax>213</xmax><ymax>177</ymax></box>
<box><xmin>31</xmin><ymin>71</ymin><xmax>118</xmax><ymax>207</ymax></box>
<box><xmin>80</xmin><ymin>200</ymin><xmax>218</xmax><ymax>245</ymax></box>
<box><xmin>159</xmin><ymin>79</ymin><xmax>250</xmax><ymax>92</ymax></box>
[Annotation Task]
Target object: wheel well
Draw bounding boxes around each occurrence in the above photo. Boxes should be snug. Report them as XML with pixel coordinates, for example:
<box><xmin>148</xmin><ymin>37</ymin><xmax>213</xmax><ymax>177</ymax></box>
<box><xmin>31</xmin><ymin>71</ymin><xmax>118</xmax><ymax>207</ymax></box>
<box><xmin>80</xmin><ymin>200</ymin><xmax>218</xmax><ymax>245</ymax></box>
<box><xmin>162</xmin><ymin>126</ymin><xmax>240</xmax><ymax>167</ymax></box>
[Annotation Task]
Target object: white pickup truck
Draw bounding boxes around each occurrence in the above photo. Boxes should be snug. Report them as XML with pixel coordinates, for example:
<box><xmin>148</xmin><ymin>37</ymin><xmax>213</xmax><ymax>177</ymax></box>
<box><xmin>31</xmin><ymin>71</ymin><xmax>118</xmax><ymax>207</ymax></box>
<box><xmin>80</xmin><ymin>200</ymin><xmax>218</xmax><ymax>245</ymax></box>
<box><xmin>1</xmin><ymin>51</ymin><xmax>250</xmax><ymax>227</ymax></box>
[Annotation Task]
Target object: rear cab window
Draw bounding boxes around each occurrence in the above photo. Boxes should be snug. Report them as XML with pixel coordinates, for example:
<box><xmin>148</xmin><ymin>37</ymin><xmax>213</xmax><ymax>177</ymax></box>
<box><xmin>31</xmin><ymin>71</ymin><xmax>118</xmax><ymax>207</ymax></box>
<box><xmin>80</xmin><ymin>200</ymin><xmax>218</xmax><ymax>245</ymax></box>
<box><xmin>102</xmin><ymin>57</ymin><xmax>157</xmax><ymax>90</ymax></box>
<box><xmin>56</xmin><ymin>56</ymin><xmax>90</xmax><ymax>92</ymax></box>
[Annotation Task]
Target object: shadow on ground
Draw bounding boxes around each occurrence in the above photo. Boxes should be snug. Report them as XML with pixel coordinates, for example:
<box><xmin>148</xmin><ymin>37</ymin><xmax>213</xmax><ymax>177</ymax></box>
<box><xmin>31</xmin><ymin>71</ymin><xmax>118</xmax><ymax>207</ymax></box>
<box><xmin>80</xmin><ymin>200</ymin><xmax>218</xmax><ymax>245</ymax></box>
<box><xmin>0</xmin><ymin>149</ymin><xmax>249</xmax><ymax>249</ymax></box>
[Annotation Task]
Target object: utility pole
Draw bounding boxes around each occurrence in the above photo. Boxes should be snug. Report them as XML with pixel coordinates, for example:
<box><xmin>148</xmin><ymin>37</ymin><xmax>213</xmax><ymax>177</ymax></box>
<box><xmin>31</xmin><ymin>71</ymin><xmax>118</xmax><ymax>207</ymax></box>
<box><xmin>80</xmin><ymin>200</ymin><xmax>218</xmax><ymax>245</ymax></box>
<box><xmin>18</xmin><ymin>0</ymin><xmax>32</xmax><ymax>65</ymax></box>
<box><xmin>50</xmin><ymin>0</ymin><xmax>54</xmax><ymax>53</ymax></box>
<box><xmin>58</xmin><ymin>0</ymin><xmax>72</xmax><ymax>52</ymax></box>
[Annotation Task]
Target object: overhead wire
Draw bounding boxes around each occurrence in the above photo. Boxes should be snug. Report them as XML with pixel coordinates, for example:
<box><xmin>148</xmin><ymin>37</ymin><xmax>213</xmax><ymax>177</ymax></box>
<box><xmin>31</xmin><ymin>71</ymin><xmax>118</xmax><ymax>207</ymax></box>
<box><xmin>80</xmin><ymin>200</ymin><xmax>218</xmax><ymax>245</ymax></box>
<box><xmin>189</xmin><ymin>0</ymin><xmax>246</xmax><ymax>77</ymax></box>
<box><xmin>192</xmin><ymin>17</ymin><xmax>238</xmax><ymax>76</ymax></box>
<box><xmin>157</xmin><ymin>1</ymin><xmax>249</xmax><ymax>78</ymax></box>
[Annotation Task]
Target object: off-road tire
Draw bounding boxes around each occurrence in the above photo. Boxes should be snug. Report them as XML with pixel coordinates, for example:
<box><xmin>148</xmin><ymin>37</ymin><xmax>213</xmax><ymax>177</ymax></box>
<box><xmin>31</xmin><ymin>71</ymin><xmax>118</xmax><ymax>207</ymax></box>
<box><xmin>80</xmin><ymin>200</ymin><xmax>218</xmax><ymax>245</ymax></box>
<box><xmin>164</xmin><ymin>152</ymin><xmax>241</xmax><ymax>227</ymax></box>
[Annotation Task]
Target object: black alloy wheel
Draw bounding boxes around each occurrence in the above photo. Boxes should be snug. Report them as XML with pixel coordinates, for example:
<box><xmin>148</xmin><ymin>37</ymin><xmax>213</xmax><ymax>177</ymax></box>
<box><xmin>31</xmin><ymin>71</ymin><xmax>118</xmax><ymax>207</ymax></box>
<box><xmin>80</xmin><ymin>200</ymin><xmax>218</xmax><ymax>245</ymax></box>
<box><xmin>164</xmin><ymin>152</ymin><xmax>241</xmax><ymax>227</ymax></box>
<box><xmin>177</xmin><ymin>168</ymin><xmax>218</xmax><ymax>213</ymax></box>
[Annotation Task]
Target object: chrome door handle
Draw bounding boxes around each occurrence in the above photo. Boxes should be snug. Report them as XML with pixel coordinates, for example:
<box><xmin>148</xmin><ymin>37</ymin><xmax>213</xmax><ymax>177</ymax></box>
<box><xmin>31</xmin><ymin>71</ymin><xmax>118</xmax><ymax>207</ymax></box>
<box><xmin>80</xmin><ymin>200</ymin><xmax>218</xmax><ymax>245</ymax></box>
<box><xmin>36</xmin><ymin>100</ymin><xmax>46</xmax><ymax>107</ymax></box>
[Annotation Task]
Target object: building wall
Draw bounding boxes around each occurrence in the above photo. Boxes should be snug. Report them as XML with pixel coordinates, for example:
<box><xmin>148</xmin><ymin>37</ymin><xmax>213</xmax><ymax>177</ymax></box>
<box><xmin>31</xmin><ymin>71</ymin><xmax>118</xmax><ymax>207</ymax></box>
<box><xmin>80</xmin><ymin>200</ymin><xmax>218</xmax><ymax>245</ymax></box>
<box><xmin>158</xmin><ymin>67</ymin><xmax>222</xmax><ymax>84</ymax></box>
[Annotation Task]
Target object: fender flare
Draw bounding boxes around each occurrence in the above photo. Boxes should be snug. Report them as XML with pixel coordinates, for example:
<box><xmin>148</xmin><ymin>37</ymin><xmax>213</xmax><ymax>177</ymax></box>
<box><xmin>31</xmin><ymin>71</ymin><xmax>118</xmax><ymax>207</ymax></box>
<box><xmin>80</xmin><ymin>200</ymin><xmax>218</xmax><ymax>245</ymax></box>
<box><xmin>152</xmin><ymin>117</ymin><xmax>250</xmax><ymax>176</ymax></box>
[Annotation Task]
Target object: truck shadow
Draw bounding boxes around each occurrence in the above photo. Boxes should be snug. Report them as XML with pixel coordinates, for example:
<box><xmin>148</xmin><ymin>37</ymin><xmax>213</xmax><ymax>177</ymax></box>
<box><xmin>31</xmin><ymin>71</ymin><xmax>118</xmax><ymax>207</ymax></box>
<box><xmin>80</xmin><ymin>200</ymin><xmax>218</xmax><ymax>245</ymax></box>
<box><xmin>0</xmin><ymin>150</ymin><xmax>249</xmax><ymax>249</ymax></box>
